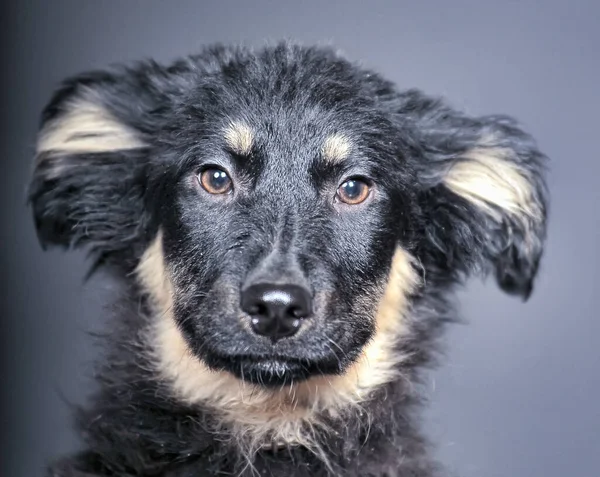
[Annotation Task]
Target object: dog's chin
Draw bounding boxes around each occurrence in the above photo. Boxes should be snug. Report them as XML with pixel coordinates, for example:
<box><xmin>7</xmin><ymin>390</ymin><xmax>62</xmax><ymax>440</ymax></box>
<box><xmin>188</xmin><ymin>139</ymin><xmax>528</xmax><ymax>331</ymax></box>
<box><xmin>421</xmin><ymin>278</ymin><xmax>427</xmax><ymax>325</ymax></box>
<box><xmin>204</xmin><ymin>353</ymin><xmax>342</xmax><ymax>387</ymax></box>
<box><xmin>235</xmin><ymin>358</ymin><xmax>312</xmax><ymax>386</ymax></box>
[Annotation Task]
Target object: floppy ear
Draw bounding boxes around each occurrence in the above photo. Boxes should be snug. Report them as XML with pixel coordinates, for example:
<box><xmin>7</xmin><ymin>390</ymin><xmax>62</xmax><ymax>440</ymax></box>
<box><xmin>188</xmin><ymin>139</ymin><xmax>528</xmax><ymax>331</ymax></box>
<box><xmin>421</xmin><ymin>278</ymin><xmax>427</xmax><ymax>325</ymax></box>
<box><xmin>396</xmin><ymin>90</ymin><xmax>549</xmax><ymax>300</ymax></box>
<box><xmin>28</xmin><ymin>65</ymin><xmax>170</xmax><ymax>268</ymax></box>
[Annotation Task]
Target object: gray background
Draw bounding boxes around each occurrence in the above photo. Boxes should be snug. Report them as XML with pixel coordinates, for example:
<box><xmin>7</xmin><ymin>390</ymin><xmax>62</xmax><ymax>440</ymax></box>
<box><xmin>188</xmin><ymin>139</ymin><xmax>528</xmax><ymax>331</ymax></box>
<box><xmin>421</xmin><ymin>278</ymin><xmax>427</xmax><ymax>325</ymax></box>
<box><xmin>1</xmin><ymin>1</ymin><xmax>598</xmax><ymax>476</ymax></box>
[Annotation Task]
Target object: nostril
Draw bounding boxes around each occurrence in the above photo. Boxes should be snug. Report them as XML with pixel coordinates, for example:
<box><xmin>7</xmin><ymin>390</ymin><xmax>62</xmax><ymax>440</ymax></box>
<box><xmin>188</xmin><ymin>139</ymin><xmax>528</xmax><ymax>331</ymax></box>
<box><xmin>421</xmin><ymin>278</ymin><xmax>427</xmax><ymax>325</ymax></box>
<box><xmin>249</xmin><ymin>303</ymin><xmax>267</xmax><ymax>317</ymax></box>
<box><xmin>290</xmin><ymin>307</ymin><xmax>302</xmax><ymax>318</ymax></box>
<box><xmin>289</xmin><ymin>304</ymin><xmax>309</xmax><ymax>319</ymax></box>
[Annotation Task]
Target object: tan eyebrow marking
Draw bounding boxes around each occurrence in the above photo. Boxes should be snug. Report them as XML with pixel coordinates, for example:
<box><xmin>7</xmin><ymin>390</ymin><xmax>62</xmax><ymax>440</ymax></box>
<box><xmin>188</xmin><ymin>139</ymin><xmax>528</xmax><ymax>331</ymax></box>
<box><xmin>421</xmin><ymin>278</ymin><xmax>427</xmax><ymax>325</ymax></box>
<box><xmin>321</xmin><ymin>133</ymin><xmax>352</xmax><ymax>164</ymax></box>
<box><xmin>223</xmin><ymin>121</ymin><xmax>254</xmax><ymax>156</ymax></box>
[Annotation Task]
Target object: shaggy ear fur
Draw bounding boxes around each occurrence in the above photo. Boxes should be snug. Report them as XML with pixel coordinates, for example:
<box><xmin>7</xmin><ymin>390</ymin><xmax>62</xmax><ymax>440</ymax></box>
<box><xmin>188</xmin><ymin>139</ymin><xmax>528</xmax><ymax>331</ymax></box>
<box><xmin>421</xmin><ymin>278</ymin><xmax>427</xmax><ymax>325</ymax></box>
<box><xmin>28</xmin><ymin>65</ymin><xmax>170</xmax><ymax>268</ymax></box>
<box><xmin>395</xmin><ymin>90</ymin><xmax>549</xmax><ymax>299</ymax></box>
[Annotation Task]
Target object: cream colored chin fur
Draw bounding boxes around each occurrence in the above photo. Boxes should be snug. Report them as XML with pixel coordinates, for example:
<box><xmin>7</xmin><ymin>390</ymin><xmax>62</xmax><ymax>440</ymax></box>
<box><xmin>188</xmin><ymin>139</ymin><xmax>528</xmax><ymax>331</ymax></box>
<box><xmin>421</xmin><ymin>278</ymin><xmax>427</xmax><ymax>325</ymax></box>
<box><xmin>37</xmin><ymin>97</ymin><xmax>145</xmax><ymax>157</ymax></box>
<box><xmin>136</xmin><ymin>231</ymin><xmax>419</xmax><ymax>452</ymax></box>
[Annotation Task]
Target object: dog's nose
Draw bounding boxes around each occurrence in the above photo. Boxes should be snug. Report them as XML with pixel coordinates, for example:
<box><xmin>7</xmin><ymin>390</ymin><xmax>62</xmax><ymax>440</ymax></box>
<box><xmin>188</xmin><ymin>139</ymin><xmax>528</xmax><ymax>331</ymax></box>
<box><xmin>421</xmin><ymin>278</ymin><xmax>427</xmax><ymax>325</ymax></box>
<box><xmin>241</xmin><ymin>283</ymin><xmax>312</xmax><ymax>342</ymax></box>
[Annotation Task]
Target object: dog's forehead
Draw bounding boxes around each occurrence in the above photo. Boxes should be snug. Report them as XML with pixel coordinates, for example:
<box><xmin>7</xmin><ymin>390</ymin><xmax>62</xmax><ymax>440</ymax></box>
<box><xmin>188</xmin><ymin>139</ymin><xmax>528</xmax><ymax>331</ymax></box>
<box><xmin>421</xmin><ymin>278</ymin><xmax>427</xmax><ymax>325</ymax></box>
<box><xmin>194</xmin><ymin>59</ymin><xmax>383</xmax><ymax>164</ymax></box>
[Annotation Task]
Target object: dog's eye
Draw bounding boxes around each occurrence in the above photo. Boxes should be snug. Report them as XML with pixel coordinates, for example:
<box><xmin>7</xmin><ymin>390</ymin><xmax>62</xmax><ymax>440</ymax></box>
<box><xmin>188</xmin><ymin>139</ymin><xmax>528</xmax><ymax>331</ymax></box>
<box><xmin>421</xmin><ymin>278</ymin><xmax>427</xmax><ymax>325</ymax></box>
<box><xmin>336</xmin><ymin>178</ymin><xmax>371</xmax><ymax>205</ymax></box>
<box><xmin>198</xmin><ymin>168</ymin><xmax>233</xmax><ymax>194</ymax></box>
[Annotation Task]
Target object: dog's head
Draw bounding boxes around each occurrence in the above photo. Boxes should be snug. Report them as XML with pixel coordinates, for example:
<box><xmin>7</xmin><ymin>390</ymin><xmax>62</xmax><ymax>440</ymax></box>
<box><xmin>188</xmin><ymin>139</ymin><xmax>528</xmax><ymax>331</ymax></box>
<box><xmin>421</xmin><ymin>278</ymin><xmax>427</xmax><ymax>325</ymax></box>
<box><xmin>29</xmin><ymin>44</ymin><xmax>548</xmax><ymax>393</ymax></box>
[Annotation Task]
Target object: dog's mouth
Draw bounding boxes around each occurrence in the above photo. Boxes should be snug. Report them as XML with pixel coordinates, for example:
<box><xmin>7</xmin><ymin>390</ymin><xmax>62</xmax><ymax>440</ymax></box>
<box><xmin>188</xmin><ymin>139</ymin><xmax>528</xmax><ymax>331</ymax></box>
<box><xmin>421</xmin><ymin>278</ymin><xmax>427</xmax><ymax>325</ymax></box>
<box><xmin>205</xmin><ymin>353</ymin><xmax>342</xmax><ymax>386</ymax></box>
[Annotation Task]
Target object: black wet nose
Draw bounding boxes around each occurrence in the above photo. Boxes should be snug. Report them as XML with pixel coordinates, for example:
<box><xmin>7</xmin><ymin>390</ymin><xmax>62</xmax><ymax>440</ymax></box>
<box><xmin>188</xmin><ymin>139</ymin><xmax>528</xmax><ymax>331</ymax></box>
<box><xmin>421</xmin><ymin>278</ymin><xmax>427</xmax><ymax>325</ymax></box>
<box><xmin>240</xmin><ymin>283</ymin><xmax>312</xmax><ymax>342</ymax></box>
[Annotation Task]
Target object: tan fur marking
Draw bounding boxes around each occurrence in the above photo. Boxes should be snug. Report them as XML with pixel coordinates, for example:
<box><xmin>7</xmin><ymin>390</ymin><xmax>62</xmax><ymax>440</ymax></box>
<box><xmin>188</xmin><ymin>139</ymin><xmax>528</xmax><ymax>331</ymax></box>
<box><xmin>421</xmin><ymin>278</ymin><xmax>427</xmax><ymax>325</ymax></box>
<box><xmin>224</xmin><ymin>121</ymin><xmax>254</xmax><ymax>155</ymax></box>
<box><xmin>136</xmin><ymin>233</ymin><xmax>419</xmax><ymax>454</ymax></box>
<box><xmin>445</xmin><ymin>147</ymin><xmax>541</xmax><ymax>224</ymax></box>
<box><xmin>346</xmin><ymin>248</ymin><xmax>420</xmax><ymax>392</ymax></box>
<box><xmin>321</xmin><ymin>133</ymin><xmax>352</xmax><ymax>164</ymax></box>
<box><xmin>37</xmin><ymin>99</ymin><xmax>145</xmax><ymax>157</ymax></box>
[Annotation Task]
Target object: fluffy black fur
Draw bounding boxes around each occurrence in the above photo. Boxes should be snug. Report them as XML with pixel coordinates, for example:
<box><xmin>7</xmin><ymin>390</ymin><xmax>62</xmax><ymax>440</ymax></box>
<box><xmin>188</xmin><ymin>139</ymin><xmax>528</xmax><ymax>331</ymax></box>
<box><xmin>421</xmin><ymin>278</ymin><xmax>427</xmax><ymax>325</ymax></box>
<box><xmin>29</xmin><ymin>42</ymin><xmax>548</xmax><ymax>476</ymax></box>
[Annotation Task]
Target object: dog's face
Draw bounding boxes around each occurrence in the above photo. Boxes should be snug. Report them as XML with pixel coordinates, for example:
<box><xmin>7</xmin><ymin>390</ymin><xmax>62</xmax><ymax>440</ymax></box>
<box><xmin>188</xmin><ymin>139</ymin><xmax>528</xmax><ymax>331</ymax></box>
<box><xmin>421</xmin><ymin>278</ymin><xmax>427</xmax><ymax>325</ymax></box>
<box><xmin>29</xmin><ymin>44</ymin><xmax>548</xmax><ymax>392</ymax></box>
<box><xmin>157</xmin><ymin>96</ymin><xmax>412</xmax><ymax>386</ymax></box>
<box><xmin>146</xmin><ymin>58</ymin><xmax>419</xmax><ymax>385</ymax></box>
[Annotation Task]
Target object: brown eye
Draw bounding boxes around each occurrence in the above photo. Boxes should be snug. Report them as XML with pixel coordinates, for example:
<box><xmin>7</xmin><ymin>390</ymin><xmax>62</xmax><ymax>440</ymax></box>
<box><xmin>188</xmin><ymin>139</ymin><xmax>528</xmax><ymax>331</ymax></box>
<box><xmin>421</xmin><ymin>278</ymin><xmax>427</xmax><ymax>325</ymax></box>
<box><xmin>337</xmin><ymin>178</ymin><xmax>371</xmax><ymax>205</ymax></box>
<box><xmin>199</xmin><ymin>168</ymin><xmax>233</xmax><ymax>194</ymax></box>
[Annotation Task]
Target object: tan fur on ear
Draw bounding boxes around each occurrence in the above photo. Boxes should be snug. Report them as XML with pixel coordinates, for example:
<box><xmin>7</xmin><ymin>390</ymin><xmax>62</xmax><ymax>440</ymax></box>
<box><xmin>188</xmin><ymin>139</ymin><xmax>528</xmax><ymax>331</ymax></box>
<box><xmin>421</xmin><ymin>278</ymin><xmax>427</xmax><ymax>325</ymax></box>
<box><xmin>136</xmin><ymin>232</ymin><xmax>419</xmax><ymax>461</ymax></box>
<box><xmin>37</xmin><ymin>98</ymin><xmax>145</xmax><ymax>157</ymax></box>
<box><xmin>444</xmin><ymin>145</ymin><xmax>541</xmax><ymax>225</ymax></box>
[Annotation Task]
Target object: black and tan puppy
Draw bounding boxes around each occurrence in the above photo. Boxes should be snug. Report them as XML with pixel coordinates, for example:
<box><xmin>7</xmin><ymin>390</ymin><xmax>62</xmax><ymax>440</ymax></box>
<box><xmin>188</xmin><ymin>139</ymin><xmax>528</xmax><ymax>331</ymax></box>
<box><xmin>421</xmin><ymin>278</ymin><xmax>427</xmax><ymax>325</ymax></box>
<box><xmin>29</xmin><ymin>42</ymin><xmax>548</xmax><ymax>476</ymax></box>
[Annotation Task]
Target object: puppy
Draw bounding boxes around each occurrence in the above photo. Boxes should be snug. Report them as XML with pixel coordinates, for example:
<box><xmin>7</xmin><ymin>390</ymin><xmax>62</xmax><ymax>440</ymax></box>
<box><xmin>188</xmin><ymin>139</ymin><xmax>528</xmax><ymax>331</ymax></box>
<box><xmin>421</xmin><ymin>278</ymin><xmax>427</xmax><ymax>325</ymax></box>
<box><xmin>29</xmin><ymin>42</ymin><xmax>548</xmax><ymax>476</ymax></box>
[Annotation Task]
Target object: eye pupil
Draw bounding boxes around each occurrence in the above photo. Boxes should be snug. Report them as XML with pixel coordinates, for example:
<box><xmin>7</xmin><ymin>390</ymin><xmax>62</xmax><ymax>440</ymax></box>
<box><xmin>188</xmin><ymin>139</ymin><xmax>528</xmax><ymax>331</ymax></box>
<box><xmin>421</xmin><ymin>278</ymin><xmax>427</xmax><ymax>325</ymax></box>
<box><xmin>199</xmin><ymin>168</ymin><xmax>232</xmax><ymax>194</ymax></box>
<box><xmin>337</xmin><ymin>178</ymin><xmax>371</xmax><ymax>205</ymax></box>
<box><xmin>343</xmin><ymin>180</ymin><xmax>360</xmax><ymax>198</ymax></box>
<box><xmin>211</xmin><ymin>170</ymin><xmax>227</xmax><ymax>187</ymax></box>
